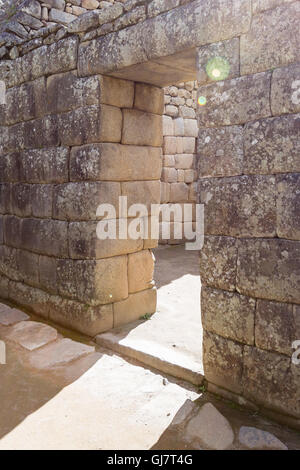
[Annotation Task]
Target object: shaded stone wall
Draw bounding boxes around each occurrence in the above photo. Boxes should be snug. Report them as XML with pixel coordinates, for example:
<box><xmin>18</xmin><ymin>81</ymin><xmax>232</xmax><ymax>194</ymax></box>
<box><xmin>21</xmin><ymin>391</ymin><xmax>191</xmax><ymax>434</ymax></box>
<box><xmin>197</xmin><ymin>2</ymin><xmax>300</xmax><ymax>424</ymax></box>
<box><xmin>0</xmin><ymin>37</ymin><xmax>162</xmax><ymax>335</ymax></box>
<box><xmin>160</xmin><ymin>81</ymin><xmax>198</xmax><ymax>244</ymax></box>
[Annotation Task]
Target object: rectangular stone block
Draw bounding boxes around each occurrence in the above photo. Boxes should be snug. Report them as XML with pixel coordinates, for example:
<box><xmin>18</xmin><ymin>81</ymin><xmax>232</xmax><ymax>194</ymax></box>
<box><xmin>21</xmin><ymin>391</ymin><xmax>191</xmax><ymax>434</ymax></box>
<box><xmin>21</xmin><ymin>147</ymin><xmax>69</xmax><ymax>183</ymax></box>
<box><xmin>169</xmin><ymin>182</ymin><xmax>189</xmax><ymax>203</ymax></box>
<box><xmin>114</xmin><ymin>287</ymin><xmax>157</xmax><ymax>327</ymax></box>
<box><xmin>197</xmin><ymin>37</ymin><xmax>240</xmax><ymax>85</ymax></box>
<box><xmin>24</xmin><ymin>115</ymin><xmax>59</xmax><ymax>149</ymax></box>
<box><xmin>0</xmin><ymin>245</ymin><xmax>20</xmax><ymax>281</ymax></box>
<box><xmin>182</xmin><ymin>137</ymin><xmax>195</xmax><ymax>154</ymax></box>
<box><xmin>30</xmin><ymin>184</ymin><xmax>53</xmax><ymax>218</ymax></box>
<box><xmin>173</xmin><ymin>117</ymin><xmax>184</xmax><ymax>136</ymax></box>
<box><xmin>160</xmin><ymin>182</ymin><xmax>170</xmax><ymax>203</ymax></box>
<box><xmin>0</xmin><ymin>153</ymin><xmax>21</xmax><ymax>183</ymax></box>
<box><xmin>199</xmin><ymin>235</ymin><xmax>237</xmax><ymax>291</ymax></box>
<box><xmin>17</xmin><ymin>249</ymin><xmax>40</xmax><ymax>288</ymax></box>
<box><xmin>243</xmin><ymin>346</ymin><xmax>300</xmax><ymax>418</ymax></box>
<box><xmin>0</xmin><ymin>183</ymin><xmax>11</xmax><ymax>214</ymax></box>
<box><xmin>0</xmin><ymin>77</ymin><xmax>47</xmax><ymax>126</ymax></box>
<box><xmin>11</xmin><ymin>183</ymin><xmax>31</xmax><ymax>217</ymax></box>
<box><xmin>271</xmin><ymin>63</ymin><xmax>300</xmax><ymax>116</ymax></box>
<box><xmin>237</xmin><ymin>238</ymin><xmax>300</xmax><ymax>304</ymax></box>
<box><xmin>70</xmin><ymin>143</ymin><xmax>162</xmax><ymax>181</ymax></box>
<box><xmin>202</xmin><ymin>286</ymin><xmax>255</xmax><ymax>345</ymax></box>
<box><xmin>252</xmin><ymin>0</ymin><xmax>294</xmax><ymax>14</ymax></box>
<box><xmin>134</xmin><ymin>83</ymin><xmax>164</xmax><ymax>115</ymax></box>
<box><xmin>163</xmin><ymin>155</ymin><xmax>175</xmax><ymax>168</ymax></box>
<box><xmin>255</xmin><ymin>299</ymin><xmax>299</xmax><ymax>356</ymax></box>
<box><xmin>163</xmin><ymin>136</ymin><xmax>177</xmax><ymax>154</ymax></box>
<box><xmin>47</xmin><ymin>71</ymin><xmax>99</xmax><ymax>114</ymax></box>
<box><xmin>161</xmin><ymin>168</ymin><xmax>177</xmax><ymax>183</ymax></box>
<box><xmin>99</xmin><ymin>75</ymin><xmax>134</xmax><ymax>108</ymax></box>
<box><xmin>39</xmin><ymin>255</ymin><xmax>58</xmax><ymax>295</ymax></box>
<box><xmin>68</xmin><ymin>220</ymin><xmax>143</xmax><ymax>259</ymax></box>
<box><xmin>183</xmin><ymin>119</ymin><xmax>198</xmax><ymax>137</ymax></box>
<box><xmin>3</xmin><ymin>215</ymin><xmax>22</xmax><ymax>248</ymax></box>
<box><xmin>199</xmin><ymin>175</ymin><xmax>276</xmax><ymax>237</ymax></box>
<box><xmin>277</xmin><ymin>173</ymin><xmax>300</xmax><ymax>241</ymax></box>
<box><xmin>128</xmin><ymin>249</ymin><xmax>154</xmax><ymax>293</ymax></box>
<box><xmin>21</xmin><ymin>218</ymin><xmax>68</xmax><ymax>257</ymax></box>
<box><xmin>240</xmin><ymin>3</ymin><xmax>300</xmax><ymax>75</ymax></box>
<box><xmin>121</xmin><ymin>181</ymin><xmax>160</xmax><ymax>210</ymax></box>
<box><xmin>198</xmin><ymin>126</ymin><xmax>243</xmax><ymax>177</ymax></box>
<box><xmin>203</xmin><ymin>330</ymin><xmax>244</xmax><ymax>394</ymax></box>
<box><xmin>8</xmin><ymin>279</ymin><xmax>49</xmax><ymax>319</ymax></box>
<box><xmin>162</xmin><ymin>115</ymin><xmax>174</xmax><ymax>136</ymax></box>
<box><xmin>197</xmin><ymin>72</ymin><xmax>271</xmax><ymax>127</ymax></box>
<box><xmin>244</xmin><ymin>114</ymin><xmax>300</xmax><ymax>174</ymax></box>
<box><xmin>122</xmin><ymin>109</ymin><xmax>162</xmax><ymax>146</ymax></box>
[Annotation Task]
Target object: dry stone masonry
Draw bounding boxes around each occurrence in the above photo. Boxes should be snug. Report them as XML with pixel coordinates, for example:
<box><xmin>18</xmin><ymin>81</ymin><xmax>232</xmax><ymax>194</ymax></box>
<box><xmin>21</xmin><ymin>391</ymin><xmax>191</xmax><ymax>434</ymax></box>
<box><xmin>0</xmin><ymin>0</ymin><xmax>299</xmax><ymax>428</ymax></box>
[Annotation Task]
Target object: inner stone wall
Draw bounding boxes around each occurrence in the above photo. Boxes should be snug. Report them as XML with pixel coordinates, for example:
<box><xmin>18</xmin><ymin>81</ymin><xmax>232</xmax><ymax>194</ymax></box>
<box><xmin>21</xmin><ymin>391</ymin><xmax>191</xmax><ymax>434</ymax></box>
<box><xmin>197</xmin><ymin>2</ymin><xmax>300</xmax><ymax>425</ymax></box>
<box><xmin>160</xmin><ymin>81</ymin><xmax>198</xmax><ymax>244</ymax></box>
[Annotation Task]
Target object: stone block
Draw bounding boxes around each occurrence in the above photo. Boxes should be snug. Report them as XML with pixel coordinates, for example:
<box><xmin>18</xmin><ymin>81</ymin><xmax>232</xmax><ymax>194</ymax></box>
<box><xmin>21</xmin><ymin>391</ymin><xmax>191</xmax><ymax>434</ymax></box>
<box><xmin>173</xmin><ymin>117</ymin><xmax>184</xmax><ymax>136</ymax></box>
<box><xmin>68</xmin><ymin>220</ymin><xmax>143</xmax><ymax>259</ymax></box>
<box><xmin>30</xmin><ymin>185</ymin><xmax>53</xmax><ymax>218</ymax></box>
<box><xmin>0</xmin><ymin>153</ymin><xmax>21</xmax><ymax>183</ymax></box>
<box><xmin>160</xmin><ymin>182</ymin><xmax>170</xmax><ymax>203</ymax></box>
<box><xmin>134</xmin><ymin>83</ymin><xmax>164</xmax><ymax>114</ymax></box>
<box><xmin>17</xmin><ymin>249</ymin><xmax>40</xmax><ymax>287</ymax></box>
<box><xmin>203</xmin><ymin>330</ymin><xmax>244</xmax><ymax>394</ymax></box>
<box><xmin>163</xmin><ymin>136</ymin><xmax>177</xmax><ymax>154</ymax></box>
<box><xmin>174</xmin><ymin>154</ymin><xmax>194</xmax><ymax>169</ymax></box>
<box><xmin>196</xmin><ymin>37</ymin><xmax>240</xmax><ymax>85</ymax></box>
<box><xmin>49</xmin><ymin>8</ymin><xmax>76</xmax><ymax>24</ymax></box>
<box><xmin>53</xmin><ymin>182</ymin><xmax>121</xmax><ymax>221</ymax></box>
<box><xmin>39</xmin><ymin>255</ymin><xmax>58</xmax><ymax>295</ymax></box>
<box><xmin>0</xmin><ymin>246</ymin><xmax>20</xmax><ymax>281</ymax></box>
<box><xmin>240</xmin><ymin>3</ymin><xmax>300</xmax><ymax>75</ymax></box>
<box><xmin>199</xmin><ymin>235</ymin><xmax>237</xmax><ymax>291</ymax></box>
<box><xmin>183</xmin><ymin>119</ymin><xmax>198</xmax><ymax>137</ymax></box>
<box><xmin>252</xmin><ymin>0</ymin><xmax>294</xmax><ymax>14</ymax></box>
<box><xmin>5</xmin><ymin>320</ymin><xmax>57</xmax><ymax>351</ymax></box>
<box><xmin>182</xmin><ymin>137</ymin><xmax>195</xmax><ymax>153</ymax></box>
<box><xmin>184</xmin><ymin>169</ymin><xmax>195</xmax><ymax>183</ymax></box>
<box><xmin>243</xmin><ymin>346</ymin><xmax>300</xmax><ymax>418</ymax></box>
<box><xmin>8</xmin><ymin>280</ymin><xmax>50</xmax><ymax>319</ymax></box>
<box><xmin>24</xmin><ymin>115</ymin><xmax>59</xmax><ymax>149</ymax></box>
<box><xmin>243</xmin><ymin>114</ymin><xmax>300</xmax><ymax>174</ymax></box>
<box><xmin>0</xmin><ymin>183</ymin><xmax>11</xmax><ymax>214</ymax></box>
<box><xmin>163</xmin><ymin>155</ymin><xmax>175</xmax><ymax>167</ymax></box>
<box><xmin>11</xmin><ymin>183</ymin><xmax>31</xmax><ymax>217</ymax></box>
<box><xmin>121</xmin><ymin>181</ymin><xmax>160</xmax><ymax>210</ymax></box>
<box><xmin>99</xmin><ymin>75</ymin><xmax>134</xmax><ymax>108</ymax></box>
<box><xmin>198</xmin><ymin>126</ymin><xmax>243</xmax><ymax>177</ymax></box>
<box><xmin>202</xmin><ymin>286</ymin><xmax>255</xmax><ymax>345</ymax></box>
<box><xmin>255</xmin><ymin>299</ymin><xmax>299</xmax><ymax>356</ymax></box>
<box><xmin>161</xmin><ymin>168</ymin><xmax>177</xmax><ymax>183</ymax></box>
<box><xmin>128</xmin><ymin>250</ymin><xmax>155</xmax><ymax>293</ymax></box>
<box><xmin>199</xmin><ymin>175</ymin><xmax>276</xmax><ymax>237</ymax></box>
<box><xmin>197</xmin><ymin>72</ymin><xmax>271</xmax><ymax>127</ymax></box>
<box><xmin>0</xmin><ymin>304</ymin><xmax>29</xmax><ymax>326</ymax></box>
<box><xmin>162</xmin><ymin>115</ymin><xmax>174</xmax><ymax>135</ymax></box>
<box><xmin>148</xmin><ymin>0</ymin><xmax>180</xmax><ymax>17</ymax></box>
<box><xmin>277</xmin><ymin>173</ymin><xmax>300</xmax><ymax>240</ymax></box>
<box><xmin>114</xmin><ymin>287</ymin><xmax>157</xmax><ymax>327</ymax></box>
<box><xmin>271</xmin><ymin>63</ymin><xmax>300</xmax><ymax>116</ymax></box>
<box><xmin>122</xmin><ymin>109</ymin><xmax>162</xmax><ymax>146</ymax></box>
<box><xmin>238</xmin><ymin>426</ymin><xmax>288</xmax><ymax>451</ymax></box>
<box><xmin>70</xmin><ymin>143</ymin><xmax>161</xmax><ymax>181</ymax></box>
<box><xmin>3</xmin><ymin>215</ymin><xmax>22</xmax><ymax>248</ymax></box>
<box><xmin>21</xmin><ymin>218</ymin><xmax>68</xmax><ymax>257</ymax></box>
<box><xmin>169</xmin><ymin>182</ymin><xmax>189</xmax><ymax>203</ymax></box>
<box><xmin>20</xmin><ymin>147</ymin><xmax>69</xmax><ymax>183</ymax></box>
<box><xmin>237</xmin><ymin>238</ymin><xmax>300</xmax><ymax>304</ymax></box>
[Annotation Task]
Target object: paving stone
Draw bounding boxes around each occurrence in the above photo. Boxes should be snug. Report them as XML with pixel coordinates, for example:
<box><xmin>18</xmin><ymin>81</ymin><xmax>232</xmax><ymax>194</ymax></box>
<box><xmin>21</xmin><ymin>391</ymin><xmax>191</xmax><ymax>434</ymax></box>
<box><xmin>29</xmin><ymin>338</ymin><xmax>95</xmax><ymax>369</ymax></box>
<box><xmin>185</xmin><ymin>403</ymin><xmax>234</xmax><ymax>450</ymax></box>
<box><xmin>0</xmin><ymin>304</ymin><xmax>29</xmax><ymax>326</ymax></box>
<box><xmin>5</xmin><ymin>321</ymin><xmax>57</xmax><ymax>351</ymax></box>
<box><xmin>239</xmin><ymin>426</ymin><xmax>288</xmax><ymax>450</ymax></box>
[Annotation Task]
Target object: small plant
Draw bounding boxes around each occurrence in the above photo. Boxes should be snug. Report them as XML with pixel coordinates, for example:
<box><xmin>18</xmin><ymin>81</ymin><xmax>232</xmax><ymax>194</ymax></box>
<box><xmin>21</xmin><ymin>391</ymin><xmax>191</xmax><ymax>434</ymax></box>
<box><xmin>140</xmin><ymin>313</ymin><xmax>152</xmax><ymax>321</ymax></box>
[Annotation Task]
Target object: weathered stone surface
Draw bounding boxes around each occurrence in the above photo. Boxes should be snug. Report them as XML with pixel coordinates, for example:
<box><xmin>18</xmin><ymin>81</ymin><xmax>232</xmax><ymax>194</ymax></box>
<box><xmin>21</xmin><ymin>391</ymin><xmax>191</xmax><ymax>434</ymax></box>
<box><xmin>3</xmin><ymin>216</ymin><xmax>21</xmax><ymax>248</ymax></box>
<box><xmin>47</xmin><ymin>71</ymin><xmax>99</xmax><ymax>114</ymax></box>
<box><xmin>114</xmin><ymin>287</ymin><xmax>157</xmax><ymax>326</ymax></box>
<box><xmin>121</xmin><ymin>181</ymin><xmax>160</xmax><ymax>210</ymax></box>
<box><xmin>148</xmin><ymin>0</ymin><xmax>180</xmax><ymax>17</ymax></box>
<box><xmin>183</xmin><ymin>119</ymin><xmax>198</xmax><ymax>137</ymax></box>
<box><xmin>134</xmin><ymin>83</ymin><xmax>164</xmax><ymax>114</ymax></box>
<box><xmin>237</xmin><ymin>238</ymin><xmax>300</xmax><ymax>304</ymax></box>
<box><xmin>243</xmin><ymin>346</ymin><xmax>300</xmax><ymax>418</ymax></box>
<box><xmin>0</xmin><ymin>275</ymin><xmax>9</xmax><ymax>300</ymax></box>
<box><xmin>186</xmin><ymin>403</ymin><xmax>234</xmax><ymax>450</ymax></box>
<box><xmin>271</xmin><ymin>63</ymin><xmax>300</xmax><ymax>116</ymax></box>
<box><xmin>243</xmin><ymin>114</ymin><xmax>300</xmax><ymax>174</ymax></box>
<box><xmin>99</xmin><ymin>75</ymin><xmax>134</xmax><ymax>108</ymax></box>
<box><xmin>238</xmin><ymin>426</ymin><xmax>288</xmax><ymax>450</ymax></box>
<box><xmin>30</xmin><ymin>185</ymin><xmax>53</xmax><ymax>218</ymax></box>
<box><xmin>0</xmin><ymin>183</ymin><xmax>11</xmax><ymax>214</ymax></box>
<box><xmin>199</xmin><ymin>236</ymin><xmax>238</xmax><ymax>291</ymax></box>
<box><xmin>128</xmin><ymin>250</ymin><xmax>154</xmax><ymax>293</ymax></box>
<box><xmin>122</xmin><ymin>109</ymin><xmax>162</xmax><ymax>146</ymax></box>
<box><xmin>20</xmin><ymin>147</ymin><xmax>69</xmax><ymax>184</ymax></box>
<box><xmin>39</xmin><ymin>255</ymin><xmax>58</xmax><ymax>295</ymax></box>
<box><xmin>53</xmin><ymin>182</ymin><xmax>121</xmax><ymax>220</ymax></box>
<box><xmin>114</xmin><ymin>6</ymin><xmax>146</xmax><ymax>30</ymax></box>
<box><xmin>252</xmin><ymin>0</ymin><xmax>294</xmax><ymax>14</ymax></box>
<box><xmin>203</xmin><ymin>331</ymin><xmax>243</xmax><ymax>394</ymax></box>
<box><xmin>23</xmin><ymin>115</ymin><xmax>59</xmax><ymax>150</ymax></box>
<box><xmin>161</xmin><ymin>167</ymin><xmax>177</xmax><ymax>183</ymax></box>
<box><xmin>0</xmin><ymin>246</ymin><xmax>19</xmax><ymax>281</ymax></box>
<box><xmin>29</xmin><ymin>338</ymin><xmax>95</xmax><ymax>369</ymax></box>
<box><xmin>8</xmin><ymin>279</ymin><xmax>50</xmax><ymax>319</ymax></box>
<box><xmin>57</xmin><ymin>256</ymin><xmax>128</xmax><ymax>305</ymax></box>
<box><xmin>67</xmin><ymin>10</ymin><xmax>100</xmax><ymax>33</ymax></box>
<box><xmin>197</xmin><ymin>37</ymin><xmax>240</xmax><ymax>85</ymax></box>
<box><xmin>169</xmin><ymin>182</ymin><xmax>189</xmax><ymax>202</ymax></box>
<box><xmin>5</xmin><ymin>320</ymin><xmax>57</xmax><ymax>351</ymax></box>
<box><xmin>198</xmin><ymin>126</ymin><xmax>243</xmax><ymax>177</ymax></box>
<box><xmin>0</xmin><ymin>304</ymin><xmax>29</xmax><ymax>326</ymax></box>
<box><xmin>21</xmin><ymin>218</ymin><xmax>68</xmax><ymax>257</ymax></box>
<box><xmin>199</xmin><ymin>175</ymin><xmax>276</xmax><ymax>237</ymax></box>
<box><xmin>49</xmin><ymin>8</ymin><xmax>76</xmax><ymax>24</ymax></box>
<box><xmin>70</xmin><ymin>143</ymin><xmax>162</xmax><ymax>181</ymax></box>
<box><xmin>197</xmin><ymin>73</ymin><xmax>271</xmax><ymax>127</ymax></box>
<box><xmin>69</xmin><ymin>220</ymin><xmax>143</xmax><ymax>259</ymax></box>
<box><xmin>240</xmin><ymin>3</ymin><xmax>300</xmax><ymax>75</ymax></box>
<box><xmin>202</xmin><ymin>286</ymin><xmax>255</xmax><ymax>345</ymax></box>
<box><xmin>162</xmin><ymin>115</ymin><xmax>174</xmax><ymax>136</ymax></box>
<box><xmin>277</xmin><ymin>173</ymin><xmax>300</xmax><ymax>240</ymax></box>
<box><xmin>78</xmin><ymin>0</ymin><xmax>251</xmax><ymax>75</ymax></box>
<box><xmin>255</xmin><ymin>299</ymin><xmax>299</xmax><ymax>356</ymax></box>
<box><xmin>16</xmin><ymin>249</ymin><xmax>40</xmax><ymax>287</ymax></box>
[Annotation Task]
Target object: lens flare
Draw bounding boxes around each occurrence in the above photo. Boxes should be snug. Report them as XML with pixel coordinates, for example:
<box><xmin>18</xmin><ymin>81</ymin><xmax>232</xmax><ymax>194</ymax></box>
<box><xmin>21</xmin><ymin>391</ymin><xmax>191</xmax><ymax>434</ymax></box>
<box><xmin>206</xmin><ymin>56</ymin><xmax>230</xmax><ymax>81</ymax></box>
<box><xmin>198</xmin><ymin>96</ymin><xmax>207</xmax><ymax>106</ymax></box>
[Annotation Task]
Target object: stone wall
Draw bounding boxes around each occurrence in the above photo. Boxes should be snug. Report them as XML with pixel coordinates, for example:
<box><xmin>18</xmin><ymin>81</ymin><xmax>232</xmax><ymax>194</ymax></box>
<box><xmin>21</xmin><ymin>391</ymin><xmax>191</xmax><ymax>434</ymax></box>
<box><xmin>197</xmin><ymin>2</ymin><xmax>300</xmax><ymax>425</ymax></box>
<box><xmin>160</xmin><ymin>81</ymin><xmax>198</xmax><ymax>244</ymax></box>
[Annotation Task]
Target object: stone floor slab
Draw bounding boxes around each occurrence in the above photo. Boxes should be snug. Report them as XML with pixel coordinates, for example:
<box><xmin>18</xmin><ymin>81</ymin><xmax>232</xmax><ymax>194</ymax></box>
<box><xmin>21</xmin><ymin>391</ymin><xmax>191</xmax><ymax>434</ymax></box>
<box><xmin>29</xmin><ymin>338</ymin><xmax>95</xmax><ymax>369</ymax></box>
<box><xmin>238</xmin><ymin>426</ymin><xmax>288</xmax><ymax>450</ymax></box>
<box><xmin>185</xmin><ymin>402</ymin><xmax>234</xmax><ymax>450</ymax></box>
<box><xmin>0</xmin><ymin>304</ymin><xmax>29</xmax><ymax>326</ymax></box>
<box><xmin>5</xmin><ymin>321</ymin><xmax>57</xmax><ymax>351</ymax></box>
